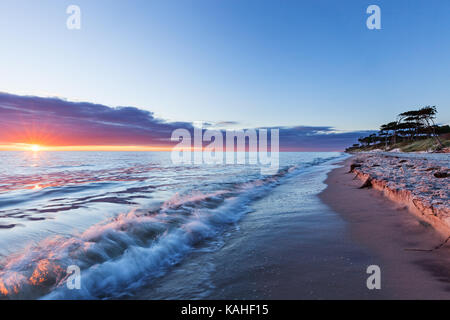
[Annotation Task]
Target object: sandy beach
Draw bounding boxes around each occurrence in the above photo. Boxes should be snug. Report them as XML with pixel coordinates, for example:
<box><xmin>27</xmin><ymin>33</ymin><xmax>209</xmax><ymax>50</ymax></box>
<box><xmin>320</xmin><ymin>155</ymin><xmax>450</xmax><ymax>299</ymax></box>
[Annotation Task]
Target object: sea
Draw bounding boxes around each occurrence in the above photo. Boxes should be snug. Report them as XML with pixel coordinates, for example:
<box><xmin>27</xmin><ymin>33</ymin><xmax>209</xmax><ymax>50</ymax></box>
<box><xmin>0</xmin><ymin>151</ymin><xmax>379</xmax><ymax>299</ymax></box>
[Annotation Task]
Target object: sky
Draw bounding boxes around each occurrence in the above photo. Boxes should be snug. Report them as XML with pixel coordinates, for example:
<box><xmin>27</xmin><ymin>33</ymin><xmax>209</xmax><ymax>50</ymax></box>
<box><xmin>0</xmin><ymin>92</ymin><xmax>374</xmax><ymax>151</ymax></box>
<box><xmin>0</xmin><ymin>0</ymin><xmax>449</xmax><ymax>150</ymax></box>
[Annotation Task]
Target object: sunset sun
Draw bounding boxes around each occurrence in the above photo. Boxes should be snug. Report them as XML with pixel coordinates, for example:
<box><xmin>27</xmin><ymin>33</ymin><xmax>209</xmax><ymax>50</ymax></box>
<box><xmin>30</xmin><ymin>145</ymin><xmax>41</xmax><ymax>152</ymax></box>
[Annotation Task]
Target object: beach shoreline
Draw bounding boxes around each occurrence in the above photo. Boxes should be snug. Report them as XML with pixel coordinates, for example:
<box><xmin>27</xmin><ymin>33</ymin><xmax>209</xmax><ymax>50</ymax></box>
<box><xmin>320</xmin><ymin>155</ymin><xmax>450</xmax><ymax>299</ymax></box>
<box><xmin>350</xmin><ymin>153</ymin><xmax>450</xmax><ymax>236</ymax></box>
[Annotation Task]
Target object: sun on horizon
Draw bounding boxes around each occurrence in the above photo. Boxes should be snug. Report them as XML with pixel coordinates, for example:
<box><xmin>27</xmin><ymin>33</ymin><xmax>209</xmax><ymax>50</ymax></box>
<box><xmin>30</xmin><ymin>145</ymin><xmax>41</xmax><ymax>152</ymax></box>
<box><xmin>0</xmin><ymin>143</ymin><xmax>177</xmax><ymax>152</ymax></box>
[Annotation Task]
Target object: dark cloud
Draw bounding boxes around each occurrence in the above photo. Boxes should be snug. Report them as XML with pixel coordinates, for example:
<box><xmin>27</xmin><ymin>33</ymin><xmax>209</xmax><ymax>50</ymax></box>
<box><xmin>0</xmin><ymin>92</ymin><xmax>193</xmax><ymax>146</ymax></box>
<box><xmin>277</xmin><ymin>127</ymin><xmax>375</xmax><ymax>151</ymax></box>
<box><xmin>0</xmin><ymin>92</ymin><xmax>372</xmax><ymax>150</ymax></box>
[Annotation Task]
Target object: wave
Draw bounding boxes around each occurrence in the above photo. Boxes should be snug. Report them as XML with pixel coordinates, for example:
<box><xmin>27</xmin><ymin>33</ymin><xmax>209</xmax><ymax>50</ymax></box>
<box><xmin>0</xmin><ymin>156</ymin><xmax>339</xmax><ymax>299</ymax></box>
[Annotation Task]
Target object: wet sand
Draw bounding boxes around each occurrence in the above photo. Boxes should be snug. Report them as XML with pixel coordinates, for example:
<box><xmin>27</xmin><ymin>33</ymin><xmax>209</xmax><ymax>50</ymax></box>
<box><xmin>320</xmin><ymin>157</ymin><xmax>450</xmax><ymax>299</ymax></box>
<box><xmin>131</xmin><ymin>161</ymin><xmax>383</xmax><ymax>299</ymax></box>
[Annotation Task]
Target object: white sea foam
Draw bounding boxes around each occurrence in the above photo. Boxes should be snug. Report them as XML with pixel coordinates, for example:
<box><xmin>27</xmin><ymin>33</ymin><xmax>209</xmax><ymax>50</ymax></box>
<box><xmin>0</xmin><ymin>153</ymin><xmax>344</xmax><ymax>299</ymax></box>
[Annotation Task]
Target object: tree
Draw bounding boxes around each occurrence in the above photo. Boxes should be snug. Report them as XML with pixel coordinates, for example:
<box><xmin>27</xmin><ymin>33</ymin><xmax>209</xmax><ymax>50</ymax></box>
<box><xmin>398</xmin><ymin>106</ymin><xmax>443</xmax><ymax>148</ymax></box>
<box><xmin>417</xmin><ymin>106</ymin><xmax>444</xmax><ymax>148</ymax></box>
<box><xmin>350</xmin><ymin>106</ymin><xmax>445</xmax><ymax>152</ymax></box>
<box><xmin>398</xmin><ymin>109</ymin><xmax>425</xmax><ymax>141</ymax></box>
<box><xmin>435</xmin><ymin>125</ymin><xmax>450</xmax><ymax>135</ymax></box>
<box><xmin>380</xmin><ymin>121</ymin><xmax>398</xmax><ymax>147</ymax></box>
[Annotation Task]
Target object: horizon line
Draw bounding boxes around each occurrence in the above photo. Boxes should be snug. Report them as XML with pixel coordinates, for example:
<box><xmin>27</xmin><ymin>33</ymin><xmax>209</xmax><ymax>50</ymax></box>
<box><xmin>0</xmin><ymin>144</ymin><xmax>344</xmax><ymax>152</ymax></box>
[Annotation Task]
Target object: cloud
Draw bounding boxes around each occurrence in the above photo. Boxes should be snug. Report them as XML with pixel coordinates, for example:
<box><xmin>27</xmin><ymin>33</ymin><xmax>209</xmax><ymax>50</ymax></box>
<box><xmin>277</xmin><ymin>126</ymin><xmax>375</xmax><ymax>151</ymax></box>
<box><xmin>0</xmin><ymin>92</ymin><xmax>193</xmax><ymax>147</ymax></box>
<box><xmin>0</xmin><ymin>92</ymin><xmax>372</xmax><ymax>151</ymax></box>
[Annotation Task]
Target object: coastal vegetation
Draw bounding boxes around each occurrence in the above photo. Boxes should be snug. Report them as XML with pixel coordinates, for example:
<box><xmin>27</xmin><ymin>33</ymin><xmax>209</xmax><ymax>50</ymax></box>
<box><xmin>347</xmin><ymin>106</ymin><xmax>450</xmax><ymax>153</ymax></box>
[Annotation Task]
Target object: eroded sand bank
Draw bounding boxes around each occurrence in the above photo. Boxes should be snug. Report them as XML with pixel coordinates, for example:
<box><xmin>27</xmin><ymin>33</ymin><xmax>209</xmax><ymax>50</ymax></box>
<box><xmin>351</xmin><ymin>153</ymin><xmax>449</xmax><ymax>236</ymax></box>
<box><xmin>320</xmin><ymin>156</ymin><xmax>450</xmax><ymax>299</ymax></box>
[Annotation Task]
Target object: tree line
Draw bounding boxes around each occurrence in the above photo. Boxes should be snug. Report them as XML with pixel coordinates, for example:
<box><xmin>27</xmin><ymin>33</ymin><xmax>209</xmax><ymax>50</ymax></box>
<box><xmin>351</xmin><ymin>106</ymin><xmax>450</xmax><ymax>150</ymax></box>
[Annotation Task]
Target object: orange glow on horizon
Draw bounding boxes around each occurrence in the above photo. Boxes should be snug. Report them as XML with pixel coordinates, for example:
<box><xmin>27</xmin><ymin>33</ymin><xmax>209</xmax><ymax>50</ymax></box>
<box><xmin>0</xmin><ymin>144</ymin><xmax>176</xmax><ymax>152</ymax></box>
<box><xmin>0</xmin><ymin>144</ymin><xmax>316</xmax><ymax>152</ymax></box>
<box><xmin>31</xmin><ymin>145</ymin><xmax>41</xmax><ymax>152</ymax></box>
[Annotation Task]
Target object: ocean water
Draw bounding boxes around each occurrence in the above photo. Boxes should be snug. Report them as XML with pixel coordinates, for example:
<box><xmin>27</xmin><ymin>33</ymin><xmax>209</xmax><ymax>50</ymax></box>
<box><xmin>0</xmin><ymin>151</ymin><xmax>378</xmax><ymax>299</ymax></box>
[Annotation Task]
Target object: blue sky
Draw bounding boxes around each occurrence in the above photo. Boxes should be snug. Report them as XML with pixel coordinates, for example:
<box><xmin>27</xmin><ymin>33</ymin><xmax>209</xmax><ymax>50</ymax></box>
<box><xmin>0</xmin><ymin>0</ymin><xmax>449</xmax><ymax>131</ymax></box>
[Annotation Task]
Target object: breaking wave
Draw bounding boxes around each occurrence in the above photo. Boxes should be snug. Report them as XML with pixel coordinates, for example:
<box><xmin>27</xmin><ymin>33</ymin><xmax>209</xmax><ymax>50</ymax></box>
<box><xmin>0</xmin><ymin>156</ymin><xmax>339</xmax><ymax>299</ymax></box>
